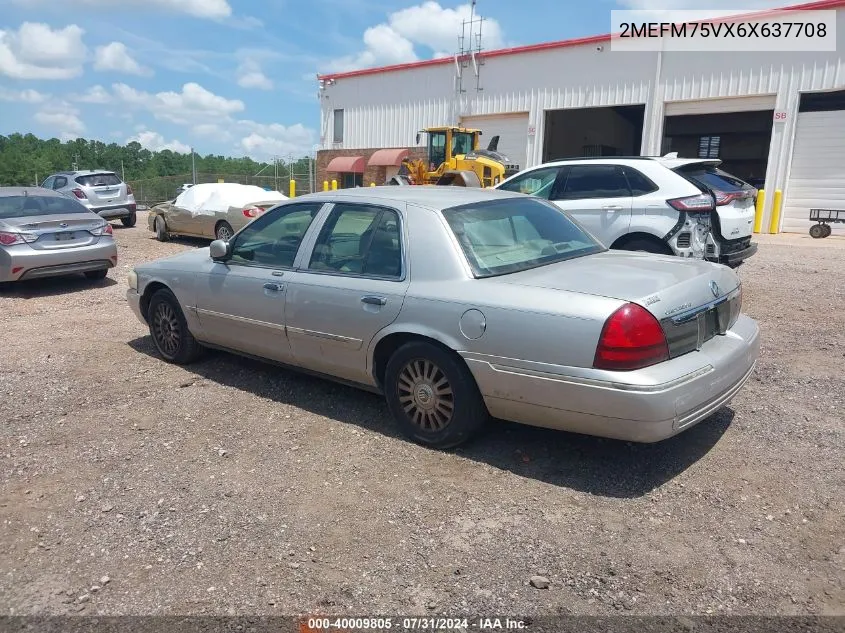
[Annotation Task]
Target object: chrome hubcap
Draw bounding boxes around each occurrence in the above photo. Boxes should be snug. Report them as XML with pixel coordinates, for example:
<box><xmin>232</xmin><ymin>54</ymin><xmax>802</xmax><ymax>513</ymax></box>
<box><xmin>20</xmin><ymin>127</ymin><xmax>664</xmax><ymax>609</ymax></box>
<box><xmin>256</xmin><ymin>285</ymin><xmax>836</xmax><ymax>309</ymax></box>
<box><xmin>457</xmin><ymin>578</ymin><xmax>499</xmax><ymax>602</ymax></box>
<box><xmin>152</xmin><ymin>303</ymin><xmax>180</xmax><ymax>356</ymax></box>
<box><xmin>398</xmin><ymin>359</ymin><xmax>454</xmax><ymax>431</ymax></box>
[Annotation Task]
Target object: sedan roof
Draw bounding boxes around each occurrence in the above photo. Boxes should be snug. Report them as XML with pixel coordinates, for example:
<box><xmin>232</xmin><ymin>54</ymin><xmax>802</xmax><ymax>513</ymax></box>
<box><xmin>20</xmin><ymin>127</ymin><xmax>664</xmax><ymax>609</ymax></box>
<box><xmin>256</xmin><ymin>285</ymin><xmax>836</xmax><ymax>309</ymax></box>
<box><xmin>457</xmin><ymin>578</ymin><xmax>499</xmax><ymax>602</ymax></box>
<box><xmin>0</xmin><ymin>186</ymin><xmax>65</xmax><ymax>198</ymax></box>
<box><xmin>299</xmin><ymin>185</ymin><xmax>526</xmax><ymax>210</ymax></box>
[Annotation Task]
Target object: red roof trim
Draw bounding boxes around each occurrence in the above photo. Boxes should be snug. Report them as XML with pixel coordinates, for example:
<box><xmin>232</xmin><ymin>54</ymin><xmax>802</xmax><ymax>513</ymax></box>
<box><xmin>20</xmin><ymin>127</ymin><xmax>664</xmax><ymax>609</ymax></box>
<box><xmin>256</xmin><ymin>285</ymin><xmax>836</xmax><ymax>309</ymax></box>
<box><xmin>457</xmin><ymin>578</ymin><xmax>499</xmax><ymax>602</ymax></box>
<box><xmin>326</xmin><ymin>156</ymin><xmax>366</xmax><ymax>173</ymax></box>
<box><xmin>317</xmin><ymin>0</ymin><xmax>845</xmax><ymax>81</ymax></box>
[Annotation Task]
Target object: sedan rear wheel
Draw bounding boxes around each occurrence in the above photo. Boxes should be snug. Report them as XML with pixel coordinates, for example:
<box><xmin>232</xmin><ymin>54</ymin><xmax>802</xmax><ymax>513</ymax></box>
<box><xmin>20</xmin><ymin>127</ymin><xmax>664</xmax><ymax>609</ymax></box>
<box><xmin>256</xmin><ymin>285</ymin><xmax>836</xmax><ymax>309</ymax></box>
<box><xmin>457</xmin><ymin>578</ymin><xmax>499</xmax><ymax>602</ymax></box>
<box><xmin>384</xmin><ymin>341</ymin><xmax>488</xmax><ymax>449</ymax></box>
<box><xmin>215</xmin><ymin>221</ymin><xmax>234</xmax><ymax>241</ymax></box>
<box><xmin>147</xmin><ymin>288</ymin><xmax>203</xmax><ymax>364</ymax></box>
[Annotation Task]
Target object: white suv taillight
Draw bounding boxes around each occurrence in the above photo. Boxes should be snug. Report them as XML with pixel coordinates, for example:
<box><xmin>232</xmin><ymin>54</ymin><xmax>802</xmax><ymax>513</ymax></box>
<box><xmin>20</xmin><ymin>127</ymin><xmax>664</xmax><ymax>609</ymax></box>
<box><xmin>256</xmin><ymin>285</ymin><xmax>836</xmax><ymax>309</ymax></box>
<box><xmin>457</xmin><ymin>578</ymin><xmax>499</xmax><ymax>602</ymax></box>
<box><xmin>593</xmin><ymin>303</ymin><xmax>670</xmax><ymax>371</ymax></box>
<box><xmin>667</xmin><ymin>193</ymin><xmax>715</xmax><ymax>212</ymax></box>
<box><xmin>71</xmin><ymin>188</ymin><xmax>88</xmax><ymax>199</ymax></box>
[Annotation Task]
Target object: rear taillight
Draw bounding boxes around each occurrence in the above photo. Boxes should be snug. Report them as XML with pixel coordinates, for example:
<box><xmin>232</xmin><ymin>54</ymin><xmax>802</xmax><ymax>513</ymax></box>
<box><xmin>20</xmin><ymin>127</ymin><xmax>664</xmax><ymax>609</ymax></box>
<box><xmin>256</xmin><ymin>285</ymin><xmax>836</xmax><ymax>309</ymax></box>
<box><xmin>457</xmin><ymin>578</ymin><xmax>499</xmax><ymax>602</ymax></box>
<box><xmin>667</xmin><ymin>193</ymin><xmax>714</xmax><ymax>212</ymax></box>
<box><xmin>593</xmin><ymin>303</ymin><xmax>670</xmax><ymax>371</ymax></box>
<box><xmin>126</xmin><ymin>184</ymin><xmax>133</xmax><ymax>195</ymax></box>
<box><xmin>71</xmin><ymin>188</ymin><xmax>87</xmax><ymax>199</ymax></box>
<box><xmin>713</xmin><ymin>190</ymin><xmax>747</xmax><ymax>206</ymax></box>
<box><xmin>0</xmin><ymin>231</ymin><xmax>37</xmax><ymax>246</ymax></box>
<box><xmin>90</xmin><ymin>223</ymin><xmax>113</xmax><ymax>237</ymax></box>
<box><xmin>243</xmin><ymin>207</ymin><xmax>263</xmax><ymax>218</ymax></box>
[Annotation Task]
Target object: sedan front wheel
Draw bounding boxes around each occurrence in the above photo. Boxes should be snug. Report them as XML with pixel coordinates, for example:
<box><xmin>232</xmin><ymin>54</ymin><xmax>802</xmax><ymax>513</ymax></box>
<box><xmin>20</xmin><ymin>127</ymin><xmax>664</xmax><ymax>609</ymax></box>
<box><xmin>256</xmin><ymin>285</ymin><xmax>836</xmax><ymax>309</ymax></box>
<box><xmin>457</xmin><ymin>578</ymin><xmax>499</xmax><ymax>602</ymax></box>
<box><xmin>384</xmin><ymin>341</ymin><xmax>488</xmax><ymax>449</ymax></box>
<box><xmin>147</xmin><ymin>288</ymin><xmax>203</xmax><ymax>364</ymax></box>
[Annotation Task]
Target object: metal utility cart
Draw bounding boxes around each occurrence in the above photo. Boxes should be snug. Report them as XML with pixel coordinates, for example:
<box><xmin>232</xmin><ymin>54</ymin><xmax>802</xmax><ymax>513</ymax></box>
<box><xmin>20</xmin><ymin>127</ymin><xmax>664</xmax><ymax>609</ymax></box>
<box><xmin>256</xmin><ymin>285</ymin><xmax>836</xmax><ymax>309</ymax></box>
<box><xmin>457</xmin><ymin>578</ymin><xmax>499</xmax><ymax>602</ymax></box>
<box><xmin>809</xmin><ymin>208</ymin><xmax>845</xmax><ymax>238</ymax></box>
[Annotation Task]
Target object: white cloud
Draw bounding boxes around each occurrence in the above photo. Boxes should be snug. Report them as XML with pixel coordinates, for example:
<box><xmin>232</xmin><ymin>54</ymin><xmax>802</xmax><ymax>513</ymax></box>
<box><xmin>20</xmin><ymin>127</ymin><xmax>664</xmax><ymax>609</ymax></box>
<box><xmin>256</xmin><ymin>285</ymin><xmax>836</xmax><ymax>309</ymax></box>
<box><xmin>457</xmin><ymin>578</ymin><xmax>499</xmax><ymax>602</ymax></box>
<box><xmin>70</xmin><ymin>84</ymin><xmax>112</xmax><ymax>104</ymax></box>
<box><xmin>94</xmin><ymin>42</ymin><xmax>151</xmax><ymax>76</ymax></box>
<box><xmin>0</xmin><ymin>87</ymin><xmax>49</xmax><ymax>103</ymax></box>
<box><xmin>236</xmin><ymin>120</ymin><xmax>315</xmax><ymax>159</ymax></box>
<box><xmin>0</xmin><ymin>22</ymin><xmax>87</xmax><ymax>80</ymax></box>
<box><xmin>34</xmin><ymin>102</ymin><xmax>86</xmax><ymax>138</ymax></box>
<box><xmin>192</xmin><ymin>123</ymin><xmax>232</xmax><ymax>141</ymax></box>
<box><xmin>111</xmin><ymin>81</ymin><xmax>245</xmax><ymax>124</ymax></box>
<box><xmin>128</xmin><ymin>129</ymin><xmax>191</xmax><ymax>154</ymax></box>
<box><xmin>236</xmin><ymin>58</ymin><xmax>273</xmax><ymax>90</ymax></box>
<box><xmin>323</xmin><ymin>2</ymin><xmax>504</xmax><ymax>73</ymax></box>
<box><xmin>13</xmin><ymin>0</ymin><xmax>232</xmax><ymax>19</ymax></box>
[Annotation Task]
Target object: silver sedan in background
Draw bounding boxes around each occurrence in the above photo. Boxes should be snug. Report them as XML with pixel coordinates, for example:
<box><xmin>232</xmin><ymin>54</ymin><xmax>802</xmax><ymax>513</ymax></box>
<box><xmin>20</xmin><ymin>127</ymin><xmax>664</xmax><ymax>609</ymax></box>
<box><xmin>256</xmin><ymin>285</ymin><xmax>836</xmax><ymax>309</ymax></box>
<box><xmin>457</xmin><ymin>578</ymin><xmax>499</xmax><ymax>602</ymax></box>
<box><xmin>0</xmin><ymin>187</ymin><xmax>118</xmax><ymax>284</ymax></box>
<box><xmin>127</xmin><ymin>187</ymin><xmax>759</xmax><ymax>449</ymax></box>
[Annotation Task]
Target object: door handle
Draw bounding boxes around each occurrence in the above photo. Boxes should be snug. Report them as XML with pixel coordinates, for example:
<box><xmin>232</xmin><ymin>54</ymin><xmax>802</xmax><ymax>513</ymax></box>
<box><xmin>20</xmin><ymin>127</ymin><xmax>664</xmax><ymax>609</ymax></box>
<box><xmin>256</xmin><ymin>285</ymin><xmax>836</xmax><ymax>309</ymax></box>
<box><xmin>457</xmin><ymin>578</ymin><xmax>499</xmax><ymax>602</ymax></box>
<box><xmin>361</xmin><ymin>295</ymin><xmax>387</xmax><ymax>306</ymax></box>
<box><xmin>602</xmin><ymin>205</ymin><xmax>624</xmax><ymax>211</ymax></box>
<box><xmin>263</xmin><ymin>282</ymin><xmax>284</xmax><ymax>291</ymax></box>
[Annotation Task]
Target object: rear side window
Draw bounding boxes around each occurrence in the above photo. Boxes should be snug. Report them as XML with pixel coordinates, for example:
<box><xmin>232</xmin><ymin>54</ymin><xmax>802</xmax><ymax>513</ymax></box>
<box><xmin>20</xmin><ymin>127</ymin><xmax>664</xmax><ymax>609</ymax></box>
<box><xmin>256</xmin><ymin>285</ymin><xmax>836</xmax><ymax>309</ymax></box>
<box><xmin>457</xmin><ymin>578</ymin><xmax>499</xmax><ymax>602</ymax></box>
<box><xmin>622</xmin><ymin>167</ymin><xmax>659</xmax><ymax>196</ymax></box>
<box><xmin>675</xmin><ymin>166</ymin><xmax>748</xmax><ymax>192</ymax></box>
<box><xmin>0</xmin><ymin>194</ymin><xmax>90</xmax><ymax>219</ymax></box>
<box><xmin>75</xmin><ymin>173</ymin><xmax>122</xmax><ymax>187</ymax></box>
<box><xmin>556</xmin><ymin>165</ymin><xmax>630</xmax><ymax>200</ymax></box>
<box><xmin>53</xmin><ymin>176</ymin><xmax>68</xmax><ymax>189</ymax></box>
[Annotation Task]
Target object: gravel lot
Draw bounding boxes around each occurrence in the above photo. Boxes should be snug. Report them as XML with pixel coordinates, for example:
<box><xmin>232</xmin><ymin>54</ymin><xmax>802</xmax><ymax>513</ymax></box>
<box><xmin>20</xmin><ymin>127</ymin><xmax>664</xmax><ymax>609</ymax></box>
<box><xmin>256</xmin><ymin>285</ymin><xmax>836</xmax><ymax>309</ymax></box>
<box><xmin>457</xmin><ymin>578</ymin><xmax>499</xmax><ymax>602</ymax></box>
<box><xmin>1</xmin><ymin>214</ymin><xmax>843</xmax><ymax>617</ymax></box>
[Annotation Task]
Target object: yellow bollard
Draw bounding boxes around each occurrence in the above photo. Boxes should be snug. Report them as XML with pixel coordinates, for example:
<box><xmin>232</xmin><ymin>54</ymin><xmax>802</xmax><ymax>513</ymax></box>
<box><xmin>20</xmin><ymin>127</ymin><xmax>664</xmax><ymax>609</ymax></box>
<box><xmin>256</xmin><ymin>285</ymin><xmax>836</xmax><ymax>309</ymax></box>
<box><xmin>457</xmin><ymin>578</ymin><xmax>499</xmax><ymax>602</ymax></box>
<box><xmin>768</xmin><ymin>189</ymin><xmax>783</xmax><ymax>234</ymax></box>
<box><xmin>289</xmin><ymin>179</ymin><xmax>295</xmax><ymax>198</ymax></box>
<box><xmin>370</xmin><ymin>182</ymin><xmax>376</xmax><ymax>187</ymax></box>
<box><xmin>331</xmin><ymin>179</ymin><xmax>338</xmax><ymax>190</ymax></box>
<box><xmin>753</xmin><ymin>189</ymin><xmax>765</xmax><ymax>233</ymax></box>
<box><xmin>323</xmin><ymin>180</ymin><xmax>329</xmax><ymax>192</ymax></box>
<box><xmin>217</xmin><ymin>178</ymin><xmax>224</xmax><ymax>183</ymax></box>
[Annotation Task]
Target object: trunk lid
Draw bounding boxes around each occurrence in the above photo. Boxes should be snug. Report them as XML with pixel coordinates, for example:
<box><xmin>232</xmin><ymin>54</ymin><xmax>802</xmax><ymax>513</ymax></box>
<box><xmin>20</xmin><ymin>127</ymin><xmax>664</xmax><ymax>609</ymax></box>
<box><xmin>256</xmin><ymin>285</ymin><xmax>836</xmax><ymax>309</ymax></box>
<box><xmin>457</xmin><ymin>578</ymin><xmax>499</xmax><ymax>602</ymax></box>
<box><xmin>3</xmin><ymin>214</ymin><xmax>109</xmax><ymax>251</ymax></box>
<box><xmin>487</xmin><ymin>250</ymin><xmax>739</xmax><ymax>319</ymax></box>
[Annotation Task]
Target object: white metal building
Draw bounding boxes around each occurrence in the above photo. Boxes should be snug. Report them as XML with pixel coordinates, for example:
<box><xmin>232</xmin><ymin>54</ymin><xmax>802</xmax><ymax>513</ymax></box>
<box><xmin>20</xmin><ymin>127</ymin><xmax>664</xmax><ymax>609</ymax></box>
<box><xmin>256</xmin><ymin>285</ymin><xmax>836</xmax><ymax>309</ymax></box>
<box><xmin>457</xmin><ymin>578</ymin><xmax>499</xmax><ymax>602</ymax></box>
<box><xmin>317</xmin><ymin>0</ymin><xmax>845</xmax><ymax>235</ymax></box>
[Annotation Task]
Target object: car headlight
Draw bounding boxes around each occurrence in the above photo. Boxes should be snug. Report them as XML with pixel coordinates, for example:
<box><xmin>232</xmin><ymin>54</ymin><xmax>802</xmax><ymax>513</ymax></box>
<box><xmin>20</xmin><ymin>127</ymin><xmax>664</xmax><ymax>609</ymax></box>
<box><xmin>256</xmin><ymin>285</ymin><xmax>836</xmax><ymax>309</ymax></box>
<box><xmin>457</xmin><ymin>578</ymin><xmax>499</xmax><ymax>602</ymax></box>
<box><xmin>128</xmin><ymin>269</ymin><xmax>138</xmax><ymax>290</ymax></box>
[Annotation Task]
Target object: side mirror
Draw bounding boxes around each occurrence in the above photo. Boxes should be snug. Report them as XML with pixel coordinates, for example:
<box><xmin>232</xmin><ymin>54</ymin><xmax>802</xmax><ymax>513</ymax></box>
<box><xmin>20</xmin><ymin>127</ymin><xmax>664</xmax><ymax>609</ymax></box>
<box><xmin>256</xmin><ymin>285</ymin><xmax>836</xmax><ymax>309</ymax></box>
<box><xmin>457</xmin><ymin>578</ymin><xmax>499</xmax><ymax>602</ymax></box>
<box><xmin>209</xmin><ymin>239</ymin><xmax>230</xmax><ymax>261</ymax></box>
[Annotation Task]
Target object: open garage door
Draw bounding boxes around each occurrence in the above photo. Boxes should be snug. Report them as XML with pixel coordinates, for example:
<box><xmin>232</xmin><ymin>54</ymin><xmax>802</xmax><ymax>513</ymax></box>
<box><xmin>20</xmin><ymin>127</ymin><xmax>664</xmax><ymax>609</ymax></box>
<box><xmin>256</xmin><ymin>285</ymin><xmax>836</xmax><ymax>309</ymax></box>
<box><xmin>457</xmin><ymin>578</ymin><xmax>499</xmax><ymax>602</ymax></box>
<box><xmin>782</xmin><ymin>90</ymin><xmax>845</xmax><ymax>236</ymax></box>
<box><xmin>542</xmin><ymin>105</ymin><xmax>645</xmax><ymax>162</ymax></box>
<box><xmin>460</xmin><ymin>112</ymin><xmax>528</xmax><ymax>171</ymax></box>
<box><xmin>662</xmin><ymin>99</ymin><xmax>775</xmax><ymax>186</ymax></box>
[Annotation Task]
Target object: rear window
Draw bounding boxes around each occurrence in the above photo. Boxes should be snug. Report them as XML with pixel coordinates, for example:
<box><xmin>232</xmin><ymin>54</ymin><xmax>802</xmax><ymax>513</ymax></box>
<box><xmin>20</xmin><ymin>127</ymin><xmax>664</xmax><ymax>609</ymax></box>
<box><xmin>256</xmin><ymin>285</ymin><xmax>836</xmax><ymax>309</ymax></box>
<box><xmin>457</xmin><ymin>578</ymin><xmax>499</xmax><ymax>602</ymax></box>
<box><xmin>75</xmin><ymin>173</ymin><xmax>122</xmax><ymax>187</ymax></box>
<box><xmin>0</xmin><ymin>194</ymin><xmax>90</xmax><ymax>219</ymax></box>
<box><xmin>442</xmin><ymin>196</ymin><xmax>605</xmax><ymax>278</ymax></box>
<box><xmin>674</xmin><ymin>165</ymin><xmax>750</xmax><ymax>192</ymax></box>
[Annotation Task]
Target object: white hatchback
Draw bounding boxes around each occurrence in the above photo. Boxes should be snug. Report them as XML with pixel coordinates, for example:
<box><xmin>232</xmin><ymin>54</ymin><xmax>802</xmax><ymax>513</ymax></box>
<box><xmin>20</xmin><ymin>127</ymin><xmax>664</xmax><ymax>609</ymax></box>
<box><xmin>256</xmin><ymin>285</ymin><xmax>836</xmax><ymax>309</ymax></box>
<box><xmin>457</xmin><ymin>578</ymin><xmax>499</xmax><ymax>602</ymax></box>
<box><xmin>494</xmin><ymin>154</ymin><xmax>758</xmax><ymax>267</ymax></box>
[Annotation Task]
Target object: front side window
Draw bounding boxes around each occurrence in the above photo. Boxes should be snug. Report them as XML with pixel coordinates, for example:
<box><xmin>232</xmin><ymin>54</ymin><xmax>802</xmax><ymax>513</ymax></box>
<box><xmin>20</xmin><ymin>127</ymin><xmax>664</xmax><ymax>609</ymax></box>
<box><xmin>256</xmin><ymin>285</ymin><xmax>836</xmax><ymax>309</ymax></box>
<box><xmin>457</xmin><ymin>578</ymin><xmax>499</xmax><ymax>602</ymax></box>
<box><xmin>228</xmin><ymin>202</ymin><xmax>323</xmax><ymax>268</ymax></box>
<box><xmin>41</xmin><ymin>176</ymin><xmax>55</xmax><ymax>189</ymax></box>
<box><xmin>556</xmin><ymin>165</ymin><xmax>631</xmax><ymax>200</ymax></box>
<box><xmin>428</xmin><ymin>131</ymin><xmax>446</xmax><ymax>169</ymax></box>
<box><xmin>309</xmin><ymin>203</ymin><xmax>402</xmax><ymax>278</ymax></box>
<box><xmin>497</xmin><ymin>167</ymin><xmax>561</xmax><ymax>199</ymax></box>
<box><xmin>442</xmin><ymin>197</ymin><xmax>604</xmax><ymax>277</ymax></box>
<box><xmin>0</xmin><ymin>194</ymin><xmax>90</xmax><ymax>219</ymax></box>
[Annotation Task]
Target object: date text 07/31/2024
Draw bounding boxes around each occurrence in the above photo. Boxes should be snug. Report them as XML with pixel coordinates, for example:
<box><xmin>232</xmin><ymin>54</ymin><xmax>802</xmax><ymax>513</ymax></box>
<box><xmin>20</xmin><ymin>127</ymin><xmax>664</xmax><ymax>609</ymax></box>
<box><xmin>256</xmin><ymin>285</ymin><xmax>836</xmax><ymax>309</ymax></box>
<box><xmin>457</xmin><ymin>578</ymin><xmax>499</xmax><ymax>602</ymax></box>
<box><xmin>302</xmin><ymin>617</ymin><xmax>528</xmax><ymax>630</ymax></box>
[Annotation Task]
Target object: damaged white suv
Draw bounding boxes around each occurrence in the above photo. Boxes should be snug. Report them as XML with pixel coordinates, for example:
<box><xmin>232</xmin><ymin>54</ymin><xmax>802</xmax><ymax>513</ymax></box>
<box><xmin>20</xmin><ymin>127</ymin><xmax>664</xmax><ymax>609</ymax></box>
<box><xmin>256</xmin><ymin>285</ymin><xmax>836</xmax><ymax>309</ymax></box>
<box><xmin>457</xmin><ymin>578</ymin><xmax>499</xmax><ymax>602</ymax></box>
<box><xmin>494</xmin><ymin>154</ymin><xmax>758</xmax><ymax>267</ymax></box>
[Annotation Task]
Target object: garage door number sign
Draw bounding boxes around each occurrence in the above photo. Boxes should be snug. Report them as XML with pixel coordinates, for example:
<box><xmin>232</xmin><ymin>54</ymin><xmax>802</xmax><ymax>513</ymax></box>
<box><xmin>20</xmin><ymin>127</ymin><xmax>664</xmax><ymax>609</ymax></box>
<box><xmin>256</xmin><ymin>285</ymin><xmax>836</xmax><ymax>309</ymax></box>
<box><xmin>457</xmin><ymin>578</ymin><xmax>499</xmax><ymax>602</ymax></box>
<box><xmin>773</xmin><ymin>110</ymin><xmax>788</xmax><ymax>123</ymax></box>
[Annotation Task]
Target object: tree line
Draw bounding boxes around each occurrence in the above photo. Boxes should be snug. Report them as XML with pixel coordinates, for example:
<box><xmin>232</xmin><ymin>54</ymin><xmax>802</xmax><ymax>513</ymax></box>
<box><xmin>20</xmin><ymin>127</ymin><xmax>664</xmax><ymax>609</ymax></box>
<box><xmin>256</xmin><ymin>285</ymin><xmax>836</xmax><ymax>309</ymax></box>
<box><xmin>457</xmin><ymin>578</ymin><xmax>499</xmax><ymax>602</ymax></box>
<box><xmin>0</xmin><ymin>133</ymin><xmax>310</xmax><ymax>186</ymax></box>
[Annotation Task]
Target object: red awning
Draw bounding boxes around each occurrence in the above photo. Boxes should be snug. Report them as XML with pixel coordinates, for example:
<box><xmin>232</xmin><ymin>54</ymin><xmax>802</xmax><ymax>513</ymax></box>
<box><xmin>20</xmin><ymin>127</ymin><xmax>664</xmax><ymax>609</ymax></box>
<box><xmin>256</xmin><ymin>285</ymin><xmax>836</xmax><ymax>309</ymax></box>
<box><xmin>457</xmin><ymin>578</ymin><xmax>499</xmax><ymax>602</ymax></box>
<box><xmin>368</xmin><ymin>148</ymin><xmax>409</xmax><ymax>167</ymax></box>
<box><xmin>326</xmin><ymin>156</ymin><xmax>365</xmax><ymax>173</ymax></box>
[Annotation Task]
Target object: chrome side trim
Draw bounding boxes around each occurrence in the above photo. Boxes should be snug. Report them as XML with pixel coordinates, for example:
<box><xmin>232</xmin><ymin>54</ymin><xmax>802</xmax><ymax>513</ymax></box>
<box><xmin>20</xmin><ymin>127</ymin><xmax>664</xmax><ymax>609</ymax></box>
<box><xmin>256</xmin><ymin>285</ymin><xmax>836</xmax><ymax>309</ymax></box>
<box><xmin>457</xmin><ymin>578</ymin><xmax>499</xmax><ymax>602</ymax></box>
<box><xmin>286</xmin><ymin>326</ymin><xmax>362</xmax><ymax>348</ymax></box>
<box><xmin>195</xmin><ymin>308</ymin><xmax>285</xmax><ymax>331</ymax></box>
<box><xmin>485</xmin><ymin>362</ymin><xmax>714</xmax><ymax>393</ymax></box>
<box><xmin>669</xmin><ymin>286</ymin><xmax>740</xmax><ymax>324</ymax></box>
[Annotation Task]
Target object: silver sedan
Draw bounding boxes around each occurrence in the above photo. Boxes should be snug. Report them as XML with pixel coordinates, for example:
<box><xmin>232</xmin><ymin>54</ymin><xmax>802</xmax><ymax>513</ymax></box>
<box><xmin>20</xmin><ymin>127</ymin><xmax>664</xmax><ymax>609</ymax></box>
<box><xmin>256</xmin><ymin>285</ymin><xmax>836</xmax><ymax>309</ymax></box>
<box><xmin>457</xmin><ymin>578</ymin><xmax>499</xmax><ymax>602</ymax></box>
<box><xmin>0</xmin><ymin>187</ymin><xmax>118</xmax><ymax>284</ymax></box>
<box><xmin>127</xmin><ymin>187</ymin><xmax>759</xmax><ymax>449</ymax></box>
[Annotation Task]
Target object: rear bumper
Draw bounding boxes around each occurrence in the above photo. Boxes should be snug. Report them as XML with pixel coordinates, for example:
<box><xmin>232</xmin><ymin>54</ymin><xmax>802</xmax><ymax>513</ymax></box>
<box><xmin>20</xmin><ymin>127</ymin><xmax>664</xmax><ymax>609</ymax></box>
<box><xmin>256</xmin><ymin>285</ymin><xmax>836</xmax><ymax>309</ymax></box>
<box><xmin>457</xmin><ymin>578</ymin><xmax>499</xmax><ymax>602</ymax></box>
<box><xmin>0</xmin><ymin>240</ymin><xmax>118</xmax><ymax>282</ymax></box>
<box><xmin>461</xmin><ymin>314</ymin><xmax>760</xmax><ymax>443</ymax></box>
<box><xmin>91</xmin><ymin>204</ymin><xmax>136</xmax><ymax>219</ymax></box>
<box><xmin>713</xmin><ymin>241</ymin><xmax>758</xmax><ymax>266</ymax></box>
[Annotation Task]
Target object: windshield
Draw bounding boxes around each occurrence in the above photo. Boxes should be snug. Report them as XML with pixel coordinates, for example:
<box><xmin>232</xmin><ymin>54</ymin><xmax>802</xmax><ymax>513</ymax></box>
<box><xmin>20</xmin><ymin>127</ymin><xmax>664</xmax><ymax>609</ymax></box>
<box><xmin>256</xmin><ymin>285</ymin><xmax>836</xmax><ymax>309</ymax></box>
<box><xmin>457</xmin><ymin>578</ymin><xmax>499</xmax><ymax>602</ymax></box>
<box><xmin>674</xmin><ymin>165</ymin><xmax>751</xmax><ymax>192</ymax></box>
<box><xmin>0</xmin><ymin>194</ymin><xmax>90</xmax><ymax>219</ymax></box>
<box><xmin>442</xmin><ymin>197</ymin><xmax>605</xmax><ymax>278</ymax></box>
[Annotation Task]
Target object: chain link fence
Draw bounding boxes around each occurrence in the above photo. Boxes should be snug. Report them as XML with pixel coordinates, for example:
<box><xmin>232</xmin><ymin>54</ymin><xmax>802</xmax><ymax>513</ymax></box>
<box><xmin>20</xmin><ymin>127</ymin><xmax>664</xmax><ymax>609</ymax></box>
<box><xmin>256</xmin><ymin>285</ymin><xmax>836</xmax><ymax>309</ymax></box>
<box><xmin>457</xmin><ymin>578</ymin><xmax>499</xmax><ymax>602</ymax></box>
<box><xmin>129</xmin><ymin>165</ymin><xmax>316</xmax><ymax>208</ymax></box>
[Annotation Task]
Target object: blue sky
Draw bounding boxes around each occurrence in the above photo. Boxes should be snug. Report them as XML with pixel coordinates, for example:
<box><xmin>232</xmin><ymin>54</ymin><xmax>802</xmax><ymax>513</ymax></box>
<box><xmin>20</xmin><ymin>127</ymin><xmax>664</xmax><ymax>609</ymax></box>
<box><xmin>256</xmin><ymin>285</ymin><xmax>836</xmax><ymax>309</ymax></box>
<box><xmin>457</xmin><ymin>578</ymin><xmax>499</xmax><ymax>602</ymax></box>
<box><xmin>0</xmin><ymin>0</ymin><xmax>798</xmax><ymax>160</ymax></box>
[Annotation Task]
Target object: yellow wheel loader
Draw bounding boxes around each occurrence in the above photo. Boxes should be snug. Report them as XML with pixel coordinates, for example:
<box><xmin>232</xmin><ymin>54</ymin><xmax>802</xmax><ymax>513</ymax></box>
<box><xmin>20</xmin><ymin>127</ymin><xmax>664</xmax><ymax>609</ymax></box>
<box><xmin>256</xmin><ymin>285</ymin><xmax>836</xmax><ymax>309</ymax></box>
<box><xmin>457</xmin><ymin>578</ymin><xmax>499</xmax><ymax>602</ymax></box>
<box><xmin>389</xmin><ymin>126</ymin><xmax>520</xmax><ymax>188</ymax></box>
